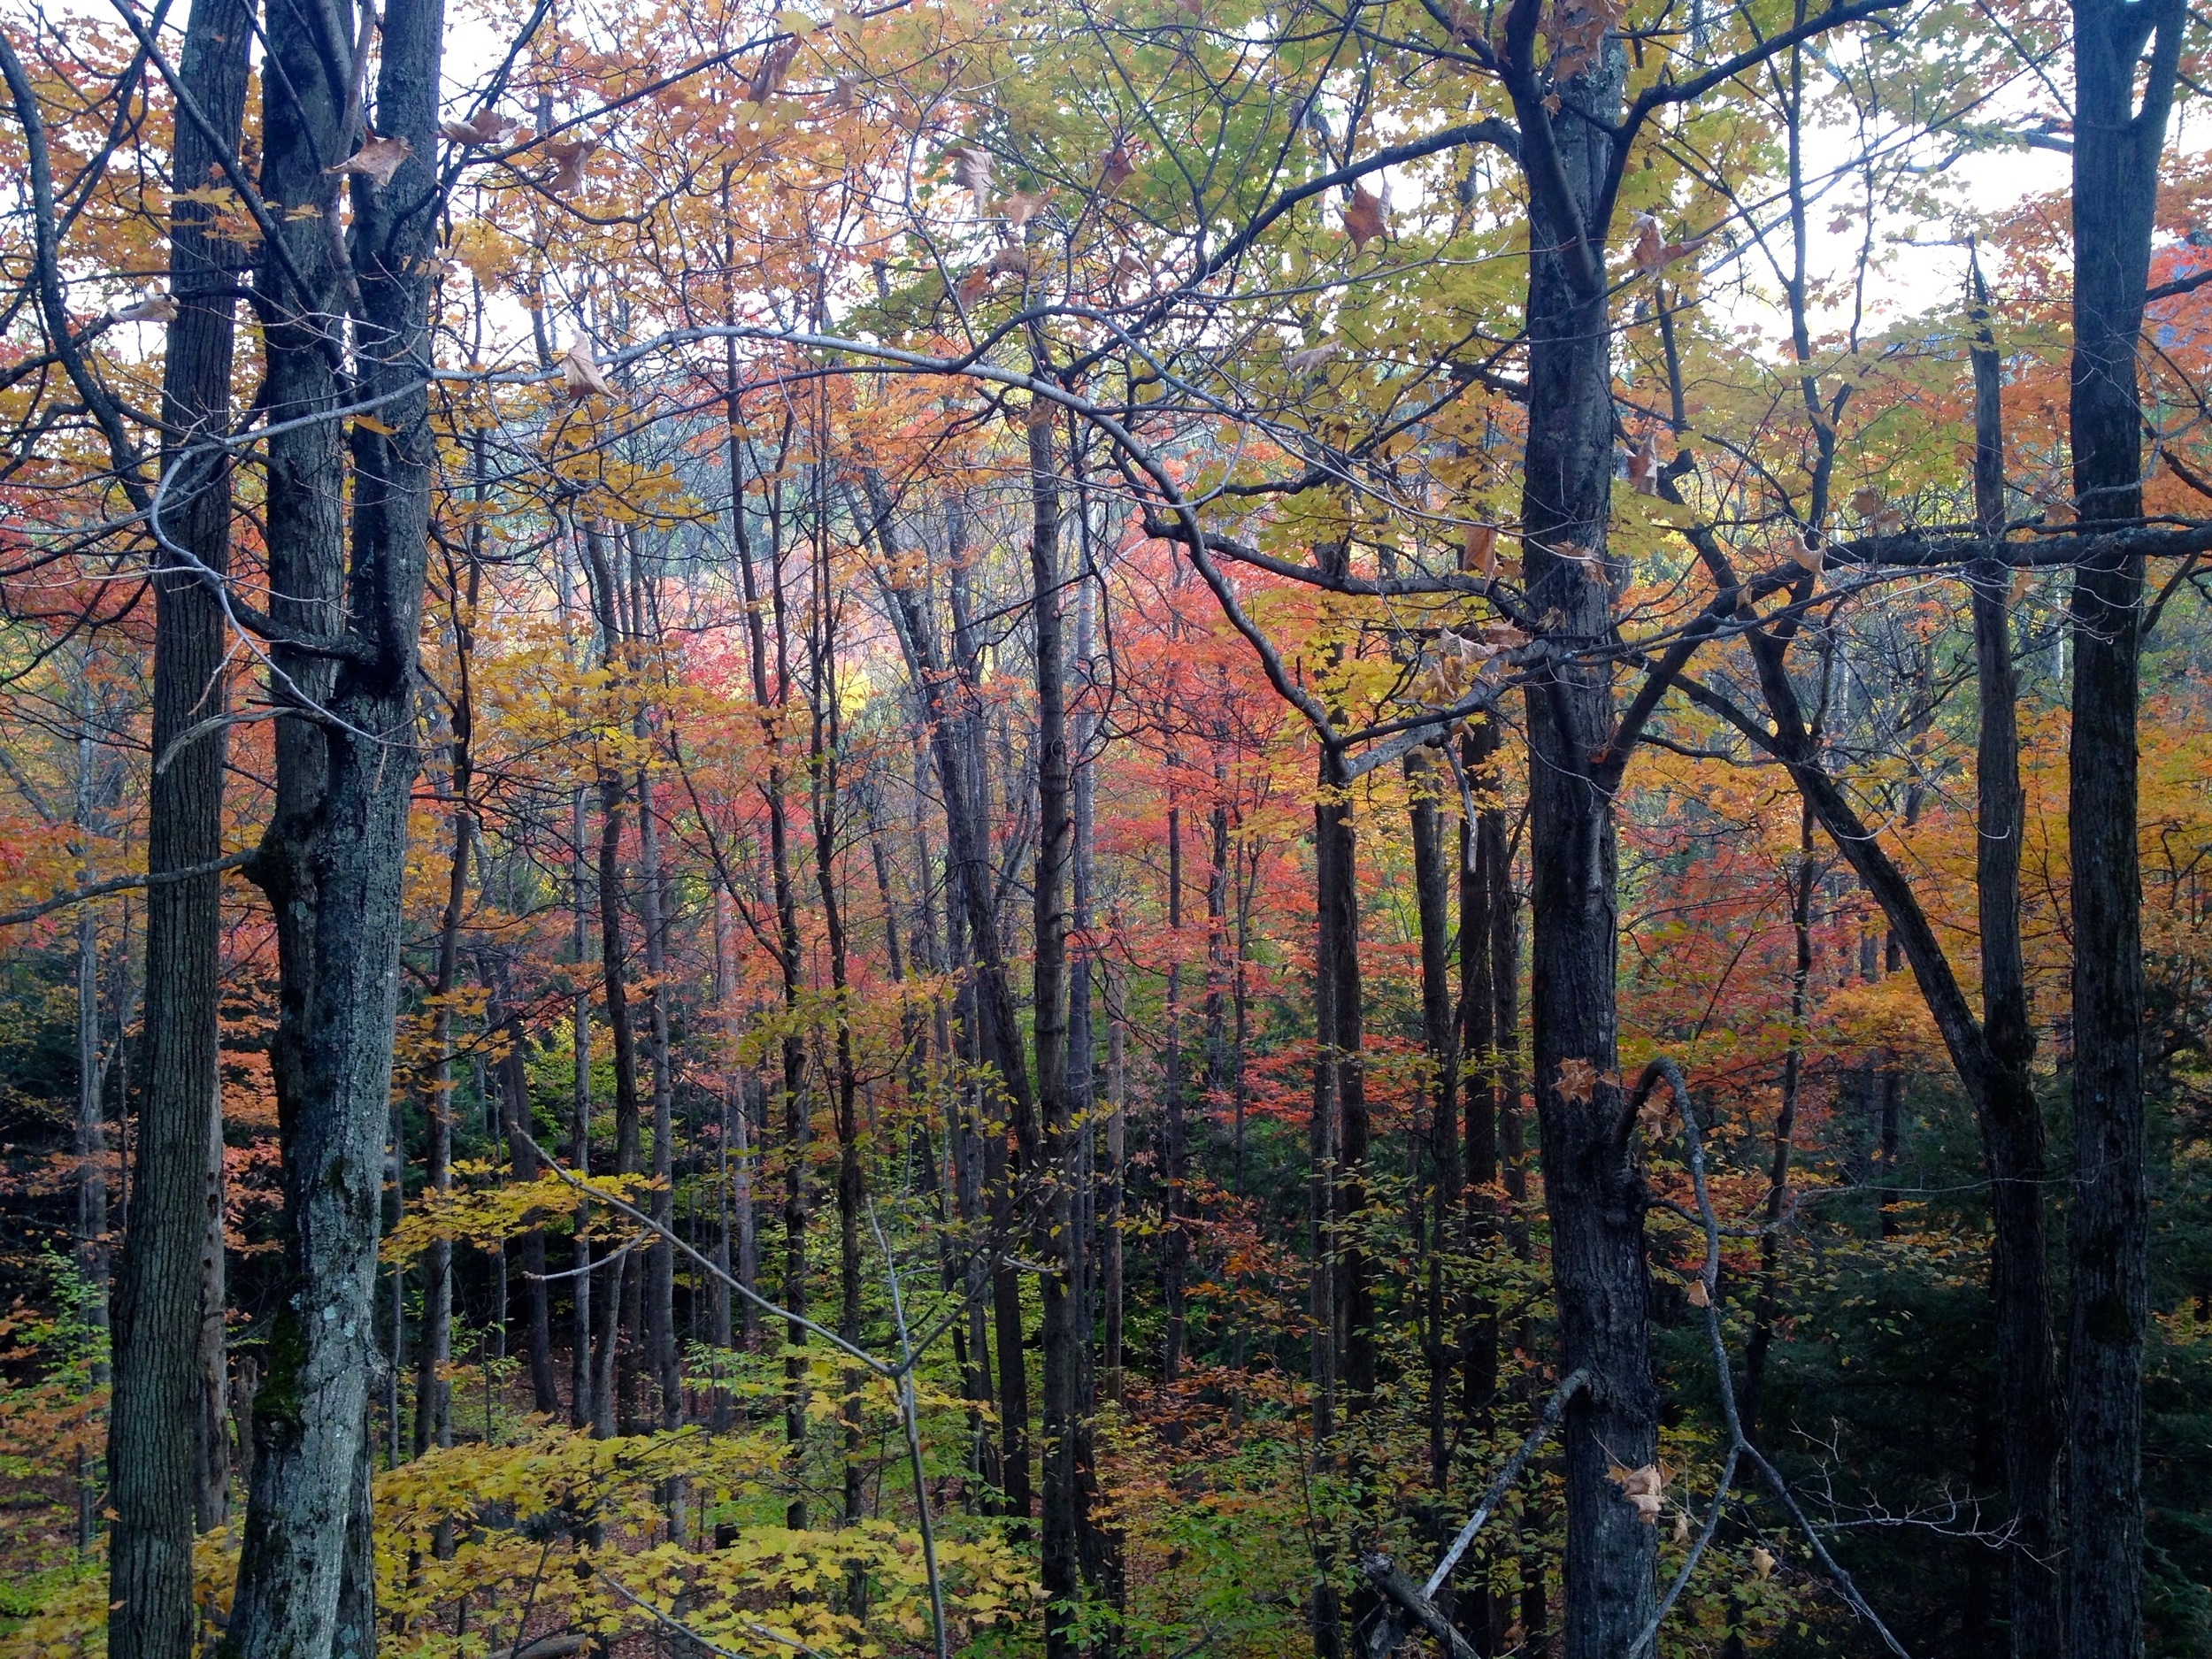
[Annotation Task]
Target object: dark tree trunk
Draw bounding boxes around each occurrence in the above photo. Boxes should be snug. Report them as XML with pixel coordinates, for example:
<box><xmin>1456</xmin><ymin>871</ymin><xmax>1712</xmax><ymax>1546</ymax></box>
<box><xmin>2065</xmin><ymin>5</ymin><xmax>2179</xmax><ymax>1651</ymax></box>
<box><xmin>1162</xmin><ymin>794</ymin><xmax>1188</xmax><ymax>1383</ymax></box>
<box><xmin>864</xmin><ymin>477</ymin><xmax>1035</xmax><ymax>1522</ymax></box>
<box><xmin>500</xmin><ymin>1032</ymin><xmax>560</xmax><ymax>1415</ymax></box>
<box><xmin>728</xmin><ymin>418</ymin><xmax>810</xmax><ymax>1517</ymax></box>
<box><xmin>108</xmin><ymin>0</ymin><xmax>253</xmax><ymax>1648</ymax></box>
<box><xmin>1408</xmin><ymin>749</ymin><xmax>1458</xmax><ymax>1491</ymax></box>
<box><xmin>226</xmin><ymin>0</ymin><xmax>444</xmax><ymax>1651</ymax></box>
<box><xmin>635</xmin><ymin>636</ymin><xmax>681</xmax><ymax>1437</ymax></box>
<box><xmin>1966</xmin><ymin>265</ymin><xmax>2066</xmax><ymax>1659</ymax></box>
<box><xmin>1500</xmin><ymin>23</ymin><xmax>1657</xmax><ymax>1655</ymax></box>
<box><xmin>570</xmin><ymin>787</ymin><xmax>595</xmax><ymax>1429</ymax></box>
<box><xmin>582</xmin><ymin>530</ymin><xmax>644</xmax><ymax>1440</ymax></box>
<box><xmin>1027</xmin><ymin>414</ymin><xmax>1083</xmax><ymax>1659</ymax></box>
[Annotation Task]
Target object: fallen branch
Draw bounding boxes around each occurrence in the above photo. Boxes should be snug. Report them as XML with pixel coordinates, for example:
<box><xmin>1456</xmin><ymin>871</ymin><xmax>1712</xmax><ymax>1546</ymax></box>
<box><xmin>1360</xmin><ymin>1553</ymin><xmax>1481</xmax><ymax>1659</ymax></box>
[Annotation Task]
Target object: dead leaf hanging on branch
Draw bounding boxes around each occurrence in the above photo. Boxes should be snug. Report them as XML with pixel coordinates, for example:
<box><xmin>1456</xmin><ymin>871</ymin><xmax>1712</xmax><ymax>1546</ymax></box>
<box><xmin>327</xmin><ymin>133</ymin><xmax>414</xmax><ymax>188</ymax></box>
<box><xmin>951</xmin><ymin>145</ymin><xmax>994</xmax><ymax>206</ymax></box>
<box><xmin>541</xmin><ymin>136</ymin><xmax>599</xmax><ymax>196</ymax></box>
<box><xmin>440</xmin><ymin>109</ymin><xmax>525</xmax><ymax>147</ymax></box>
<box><xmin>746</xmin><ymin>36</ymin><xmax>802</xmax><ymax>103</ymax></box>
<box><xmin>1344</xmin><ymin>185</ymin><xmax>1386</xmax><ymax>252</ymax></box>
<box><xmin>1630</xmin><ymin>212</ymin><xmax>1707</xmax><ymax>276</ymax></box>
<box><xmin>111</xmin><ymin>292</ymin><xmax>179</xmax><ymax>324</ymax></box>
<box><xmin>1609</xmin><ymin>1461</ymin><xmax>1668</xmax><ymax>1524</ymax></box>
<box><xmin>561</xmin><ymin>334</ymin><xmax>615</xmax><ymax>400</ymax></box>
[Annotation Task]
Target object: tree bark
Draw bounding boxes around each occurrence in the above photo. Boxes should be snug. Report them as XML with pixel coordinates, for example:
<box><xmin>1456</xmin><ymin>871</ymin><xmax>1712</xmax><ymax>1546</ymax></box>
<box><xmin>109</xmin><ymin>0</ymin><xmax>253</xmax><ymax>1647</ymax></box>
<box><xmin>2065</xmin><ymin>6</ymin><xmax>2179</xmax><ymax>1652</ymax></box>
<box><xmin>1027</xmin><ymin>414</ymin><xmax>1085</xmax><ymax>1657</ymax></box>
<box><xmin>1964</xmin><ymin>265</ymin><xmax>2067</xmax><ymax>1659</ymax></box>
<box><xmin>1502</xmin><ymin>26</ymin><xmax>1657</xmax><ymax>1656</ymax></box>
<box><xmin>227</xmin><ymin>1</ymin><xmax>445</xmax><ymax>1650</ymax></box>
<box><xmin>1408</xmin><ymin>749</ymin><xmax>1457</xmax><ymax>1491</ymax></box>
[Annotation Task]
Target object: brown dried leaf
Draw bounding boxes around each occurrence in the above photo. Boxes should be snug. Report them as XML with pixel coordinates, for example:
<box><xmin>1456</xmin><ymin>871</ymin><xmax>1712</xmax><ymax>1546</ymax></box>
<box><xmin>1790</xmin><ymin>532</ymin><xmax>1824</xmax><ymax>575</ymax></box>
<box><xmin>541</xmin><ymin>136</ymin><xmax>599</xmax><ymax>196</ymax></box>
<box><xmin>1752</xmin><ymin>1544</ymin><xmax>1777</xmax><ymax>1579</ymax></box>
<box><xmin>1555</xmin><ymin>1057</ymin><xmax>1601</xmax><ymax>1105</ymax></box>
<box><xmin>441</xmin><ymin>110</ymin><xmax>522</xmax><ymax>147</ymax></box>
<box><xmin>1463</xmin><ymin>521</ymin><xmax>1500</xmax><ymax>578</ymax></box>
<box><xmin>111</xmin><ymin>292</ymin><xmax>179</xmax><ymax>324</ymax></box>
<box><xmin>561</xmin><ymin>333</ymin><xmax>615</xmax><ymax>400</ymax></box>
<box><xmin>1285</xmin><ymin>342</ymin><xmax>1341</xmax><ymax>375</ymax></box>
<box><xmin>1847</xmin><ymin>485</ymin><xmax>1885</xmax><ymax>519</ymax></box>
<box><xmin>1481</xmin><ymin>621</ymin><xmax>1529</xmax><ymax>650</ymax></box>
<box><xmin>1099</xmin><ymin>143</ymin><xmax>1134</xmax><ymax>193</ymax></box>
<box><xmin>328</xmin><ymin>133</ymin><xmax>414</xmax><ymax>188</ymax></box>
<box><xmin>747</xmin><ymin>36</ymin><xmax>802</xmax><ymax>102</ymax></box>
<box><xmin>1686</xmin><ymin>1276</ymin><xmax>1711</xmax><ymax>1309</ymax></box>
<box><xmin>1343</xmin><ymin>186</ymin><xmax>1386</xmax><ymax>253</ymax></box>
<box><xmin>951</xmin><ymin>145</ymin><xmax>994</xmax><ymax>204</ymax></box>
<box><xmin>1626</xmin><ymin>431</ymin><xmax>1663</xmax><ymax>495</ymax></box>
<box><xmin>1002</xmin><ymin>190</ymin><xmax>1048</xmax><ymax>229</ymax></box>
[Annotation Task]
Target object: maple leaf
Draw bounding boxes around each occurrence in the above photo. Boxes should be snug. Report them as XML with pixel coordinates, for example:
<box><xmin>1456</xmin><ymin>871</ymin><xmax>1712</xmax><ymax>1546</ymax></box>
<box><xmin>1752</xmin><ymin>1544</ymin><xmax>1777</xmax><ymax>1579</ymax></box>
<box><xmin>327</xmin><ymin>133</ymin><xmax>413</xmax><ymax>188</ymax></box>
<box><xmin>822</xmin><ymin>75</ymin><xmax>858</xmax><ymax>111</ymax></box>
<box><xmin>1790</xmin><ymin>532</ymin><xmax>1824</xmax><ymax>575</ymax></box>
<box><xmin>956</xmin><ymin>266</ymin><xmax>993</xmax><ymax>306</ymax></box>
<box><xmin>1847</xmin><ymin>485</ymin><xmax>1885</xmax><ymax>518</ymax></box>
<box><xmin>1481</xmin><ymin>621</ymin><xmax>1529</xmax><ymax>650</ymax></box>
<box><xmin>1463</xmin><ymin>522</ymin><xmax>1500</xmax><ymax>578</ymax></box>
<box><xmin>951</xmin><ymin>146</ymin><xmax>994</xmax><ymax>204</ymax></box>
<box><xmin>1343</xmin><ymin>186</ymin><xmax>1386</xmax><ymax>253</ymax></box>
<box><xmin>1002</xmin><ymin>190</ymin><xmax>1048</xmax><ymax>229</ymax></box>
<box><xmin>111</xmin><ymin>292</ymin><xmax>178</xmax><ymax>324</ymax></box>
<box><xmin>1685</xmin><ymin>1276</ymin><xmax>1711</xmax><ymax>1309</ymax></box>
<box><xmin>541</xmin><ymin>136</ymin><xmax>599</xmax><ymax>196</ymax></box>
<box><xmin>1630</xmin><ymin>212</ymin><xmax>1707</xmax><ymax>276</ymax></box>
<box><xmin>1099</xmin><ymin>143</ymin><xmax>1134</xmax><ymax>193</ymax></box>
<box><xmin>440</xmin><ymin>110</ymin><xmax>521</xmax><ymax>147</ymax></box>
<box><xmin>747</xmin><ymin>36</ymin><xmax>801</xmax><ymax>103</ymax></box>
<box><xmin>561</xmin><ymin>334</ymin><xmax>615</xmax><ymax>400</ymax></box>
<box><xmin>1546</xmin><ymin>0</ymin><xmax>1622</xmax><ymax>79</ymax></box>
<box><xmin>1625</xmin><ymin>431</ymin><xmax>1663</xmax><ymax>495</ymax></box>
<box><xmin>1285</xmin><ymin>342</ymin><xmax>1341</xmax><ymax>375</ymax></box>
<box><xmin>1555</xmin><ymin>1057</ymin><xmax>1600</xmax><ymax>1104</ymax></box>
<box><xmin>1609</xmin><ymin>1461</ymin><xmax>1666</xmax><ymax>1523</ymax></box>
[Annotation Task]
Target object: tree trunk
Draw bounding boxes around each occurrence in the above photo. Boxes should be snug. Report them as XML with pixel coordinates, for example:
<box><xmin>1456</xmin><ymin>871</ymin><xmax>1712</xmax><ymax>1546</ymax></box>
<box><xmin>2065</xmin><ymin>7</ymin><xmax>2177</xmax><ymax>1653</ymax></box>
<box><xmin>1966</xmin><ymin>265</ymin><xmax>2066</xmax><ymax>1659</ymax></box>
<box><xmin>1503</xmin><ymin>27</ymin><xmax>1657</xmax><ymax>1656</ymax></box>
<box><xmin>109</xmin><ymin>0</ymin><xmax>253</xmax><ymax>1647</ymax></box>
<box><xmin>1162</xmin><ymin>792</ymin><xmax>1188</xmax><ymax>1383</ymax></box>
<box><xmin>500</xmin><ymin>1030</ymin><xmax>560</xmax><ymax>1415</ymax></box>
<box><xmin>571</xmin><ymin>786</ymin><xmax>595</xmax><ymax>1430</ymax></box>
<box><xmin>227</xmin><ymin>0</ymin><xmax>444</xmax><ymax>1650</ymax></box>
<box><xmin>1408</xmin><ymin>749</ymin><xmax>1457</xmax><ymax>1490</ymax></box>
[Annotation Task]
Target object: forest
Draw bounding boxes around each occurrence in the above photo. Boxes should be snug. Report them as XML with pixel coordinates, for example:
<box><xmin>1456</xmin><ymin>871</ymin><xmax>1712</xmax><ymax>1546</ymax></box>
<box><xmin>0</xmin><ymin>0</ymin><xmax>2208</xmax><ymax>1655</ymax></box>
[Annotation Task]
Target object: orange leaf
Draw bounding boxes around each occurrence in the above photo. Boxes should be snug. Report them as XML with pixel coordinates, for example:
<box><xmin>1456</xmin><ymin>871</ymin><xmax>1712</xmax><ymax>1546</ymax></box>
<box><xmin>1343</xmin><ymin>186</ymin><xmax>1386</xmax><ymax>253</ymax></box>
